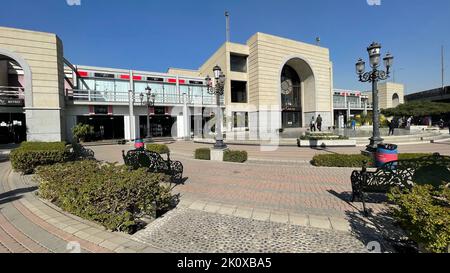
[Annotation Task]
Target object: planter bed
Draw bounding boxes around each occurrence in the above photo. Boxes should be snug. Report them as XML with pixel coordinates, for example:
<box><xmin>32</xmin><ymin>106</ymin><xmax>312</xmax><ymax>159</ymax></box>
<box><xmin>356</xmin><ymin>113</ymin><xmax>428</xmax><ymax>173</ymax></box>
<box><xmin>298</xmin><ymin>139</ymin><xmax>356</xmax><ymax>147</ymax></box>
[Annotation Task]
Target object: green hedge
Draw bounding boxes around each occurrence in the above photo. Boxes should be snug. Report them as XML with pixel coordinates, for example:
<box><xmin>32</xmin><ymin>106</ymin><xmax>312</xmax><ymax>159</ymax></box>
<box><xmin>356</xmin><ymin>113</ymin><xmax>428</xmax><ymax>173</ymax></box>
<box><xmin>36</xmin><ymin>160</ymin><xmax>174</xmax><ymax>234</ymax></box>
<box><xmin>10</xmin><ymin>142</ymin><xmax>70</xmax><ymax>174</ymax></box>
<box><xmin>195</xmin><ymin>148</ymin><xmax>210</xmax><ymax>160</ymax></box>
<box><xmin>311</xmin><ymin>154</ymin><xmax>370</xmax><ymax>167</ymax></box>
<box><xmin>223</xmin><ymin>150</ymin><xmax>248</xmax><ymax>163</ymax></box>
<box><xmin>388</xmin><ymin>185</ymin><xmax>450</xmax><ymax>253</ymax></box>
<box><xmin>311</xmin><ymin>153</ymin><xmax>432</xmax><ymax>167</ymax></box>
<box><xmin>146</xmin><ymin>143</ymin><xmax>170</xmax><ymax>154</ymax></box>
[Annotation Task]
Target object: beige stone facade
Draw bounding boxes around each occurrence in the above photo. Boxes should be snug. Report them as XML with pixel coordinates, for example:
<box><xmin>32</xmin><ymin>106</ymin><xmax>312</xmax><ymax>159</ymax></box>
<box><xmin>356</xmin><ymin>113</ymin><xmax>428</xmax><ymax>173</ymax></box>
<box><xmin>198</xmin><ymin>33</ymin><xmax>334</xmax><ymax>131</ymax></box>
<box><xmin>378</xmin><ymin>82</ymin><xmax>404</xmax><ymax>109</ymax></box>
<box><xmin>0</xmin><ymin>26</ymin><xmax>65</xmax><ymax>141</ymax></box>
<box><xmin>364</xmin><ymin>82</ymin><xmax>405</xmax><ymax>110</ymax></box>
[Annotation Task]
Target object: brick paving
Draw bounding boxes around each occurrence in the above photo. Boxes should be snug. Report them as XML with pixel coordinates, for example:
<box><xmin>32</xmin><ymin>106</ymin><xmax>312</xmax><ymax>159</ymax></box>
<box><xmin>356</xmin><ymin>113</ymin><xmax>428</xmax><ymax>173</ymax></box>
<box><xmin>2</xmin><ymin>140</ymin><xmax>441</xmax><ymax>253</ymax></box>
<box><xmin>92</xmin><ymin>141</ymin><xmax>450</xmax><ymax>217</ymax></box>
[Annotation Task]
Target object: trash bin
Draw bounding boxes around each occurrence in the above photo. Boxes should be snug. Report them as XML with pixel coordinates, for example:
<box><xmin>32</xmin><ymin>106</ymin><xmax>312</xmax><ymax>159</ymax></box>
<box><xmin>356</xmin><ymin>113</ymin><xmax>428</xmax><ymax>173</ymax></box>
<box><xmin>134</xmin><ymin>138</ymin><xmax>145</xmax><ymax>149</ymax></box>
<box><xmin>375</xmin><ymin>143</ymin><xmax>398</xmax><ymax>168</ymax></box>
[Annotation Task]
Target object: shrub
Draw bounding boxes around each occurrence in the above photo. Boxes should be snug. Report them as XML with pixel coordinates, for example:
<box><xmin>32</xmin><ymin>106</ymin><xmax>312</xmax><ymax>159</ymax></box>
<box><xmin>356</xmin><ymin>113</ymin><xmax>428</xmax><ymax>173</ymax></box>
<box><xmin>10</xmin><ymin>142</ymin><xmax>69</xmax><ymax>174</ymax></box>
<box><xmin>223</xmin><ymin>150</ymin><xmax>248</xmax><ymax>163</ymax></box>
<box><xmin>146</xmin><ymin>143</ymin><xmax>170</xmax><ymax>154</ymax></box>
<box><xmin>398</xmin><ymin>153</ymin><xmax>431</xmax><ymax>160</ymax></box>
<box><xmin>72</xmin><ymin>123</ymin><xmax>94</xmax><ymax>142</ymax></box>
<box><xmin>388</xmin><ymin>185</ymin><xmax>450</xmax><ymax>253</ymax></box>
<box><xmin>195</xmin><ymin>148</ymin><xmax>210</xmax><ymax>160</ymax></box>
<box><xmin>311</xmin><ymin>154</ymin><xmax>371</xmax><ymax>167</ymax></box>
<box><xmin>36</xmin><ymin>160</ymin><xmax>174</xmax><ymax>233</ymax></box>
<box><xmin>311</xmin><ymin>153</ymin><xmax>433</xmax><ymax>168</ymax></box>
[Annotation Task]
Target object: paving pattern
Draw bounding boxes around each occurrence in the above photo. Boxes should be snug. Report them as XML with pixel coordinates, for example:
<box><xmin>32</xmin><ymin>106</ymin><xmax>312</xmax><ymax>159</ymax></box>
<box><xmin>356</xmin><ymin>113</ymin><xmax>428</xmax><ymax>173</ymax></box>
<box><xmin>133</xmin><ymin>207</ymin><xmax>369</xmax><ymax>253</ymax></box>
<box><xmin>3</xmin><ymin>140</ymin><xmax>442</xmax><ymax>253</ymax></box>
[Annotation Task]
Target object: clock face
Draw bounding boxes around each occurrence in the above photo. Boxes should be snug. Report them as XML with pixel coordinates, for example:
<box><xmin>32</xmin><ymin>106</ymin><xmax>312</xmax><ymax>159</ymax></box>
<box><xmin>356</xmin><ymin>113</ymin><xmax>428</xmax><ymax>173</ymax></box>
<box><xmin>281</xmin><ymin>80</ymin><xmax>293</xmax><ymax>95</ymax></box>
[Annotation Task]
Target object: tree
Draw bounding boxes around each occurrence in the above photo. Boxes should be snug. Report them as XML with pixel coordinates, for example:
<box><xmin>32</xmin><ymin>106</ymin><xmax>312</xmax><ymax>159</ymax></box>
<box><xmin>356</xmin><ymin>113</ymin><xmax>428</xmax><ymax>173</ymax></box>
<box><xmin>382</xmin><ymin>101</ymin><xmax>450</xmax><ymax>117</ymax></box>
<box><xmin>72</xmin><ymin>123</ymin><xmax>94</xmax><ymax>143</ymax></box>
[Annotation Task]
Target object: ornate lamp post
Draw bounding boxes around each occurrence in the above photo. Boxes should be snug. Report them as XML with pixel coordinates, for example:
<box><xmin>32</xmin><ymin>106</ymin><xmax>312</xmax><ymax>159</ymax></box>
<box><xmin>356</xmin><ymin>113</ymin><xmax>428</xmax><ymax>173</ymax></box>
<box><xmin>356</xmin><ymin>42</ymin><xmax>394</xmax><ymax>152</ymax></box>
<box><xmin>140</xmin><ymin>85</ymin><xmax>156</xmax><ymax>140</ymax></box>
<box><xmin>205</xmin><ymin>65</ymin><xmax>227</xmax><ymax>149</ymax></box>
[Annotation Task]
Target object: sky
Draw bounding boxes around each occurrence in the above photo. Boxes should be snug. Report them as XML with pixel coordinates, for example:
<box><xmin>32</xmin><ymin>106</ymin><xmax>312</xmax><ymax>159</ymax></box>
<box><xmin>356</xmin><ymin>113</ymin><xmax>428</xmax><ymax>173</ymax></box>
<box><xmin>0</xmin><ymin>0</ymin><xmax>449</xmax><ymax>94</ymax></box>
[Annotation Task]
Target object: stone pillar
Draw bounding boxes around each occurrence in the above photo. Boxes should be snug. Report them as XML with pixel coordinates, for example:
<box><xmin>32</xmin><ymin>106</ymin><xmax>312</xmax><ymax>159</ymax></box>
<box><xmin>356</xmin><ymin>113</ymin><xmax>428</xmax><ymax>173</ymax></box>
<box><xmin>0</xmin><ymin>60</ymin><xmax>8</xmax><ymax>86</ymax></box>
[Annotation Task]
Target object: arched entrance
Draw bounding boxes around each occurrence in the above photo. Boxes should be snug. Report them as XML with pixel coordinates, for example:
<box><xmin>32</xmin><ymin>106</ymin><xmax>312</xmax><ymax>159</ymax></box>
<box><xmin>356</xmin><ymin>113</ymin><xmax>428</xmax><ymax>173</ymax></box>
<box><xmin>0</xmin><ymin>50</ymin><xmax>31</xmax><ymax>143</ymax></box>
<box><xmin>281</xmin><ymin>65</ymin><xmax>302</xmax><ymax>128</ymax></box>
<box><xmin>279</xmin><ymin>57</ymin><xmax>316</xmax><ymax>128</ymax></box>
<box><xmin>392</xmin><ymin>93</ymin><xmax>400</xmax><ymax>107</ymax></box>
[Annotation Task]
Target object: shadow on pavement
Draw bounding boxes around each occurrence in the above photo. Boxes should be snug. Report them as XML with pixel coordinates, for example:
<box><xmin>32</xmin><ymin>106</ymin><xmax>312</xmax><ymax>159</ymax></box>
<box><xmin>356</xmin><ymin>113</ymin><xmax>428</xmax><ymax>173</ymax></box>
<box><xmin>0</xmin><ymin>195</ymin><xmax>23</xmax><ymax>206</ymax></box>
<box><xmin>0</xmin><ymin>186</ymin><xmax>38</xmax><ymax>202</ymax></box>
<box><xmin>345</xmin><ymin>209</ymin><xmax>418</xmax><ymax>253</ymax></box>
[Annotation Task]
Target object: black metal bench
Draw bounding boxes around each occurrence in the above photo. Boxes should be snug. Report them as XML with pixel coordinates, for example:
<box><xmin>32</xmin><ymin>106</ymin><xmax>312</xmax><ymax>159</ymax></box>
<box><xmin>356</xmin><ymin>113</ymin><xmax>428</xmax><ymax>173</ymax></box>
<box><xmin>122</xmin><ymin>148</ymin><xmax>183</xmax><ymax>182</ymax></box>
<box><xmin>70</xmin><ymin>143</ymin><xmax>95</xmax><ymax>160</ymax></box>
<box><xmin>350</xmin><ymin>153</ymin><xmax>450</xmax><ymax>215</ymax></box>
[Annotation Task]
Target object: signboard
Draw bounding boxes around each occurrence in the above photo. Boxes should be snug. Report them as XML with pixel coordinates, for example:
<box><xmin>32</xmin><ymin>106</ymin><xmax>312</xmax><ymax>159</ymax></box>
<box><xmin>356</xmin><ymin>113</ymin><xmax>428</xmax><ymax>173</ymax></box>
<box><xmin>0</xmin><ymin>98</ymin><xmax>24</xmax><ymax>107</ymax></box>
<box><xmin>94</xmin><ymin>105</ymin><xmax>108</xmax><ymax>115</ymax></box>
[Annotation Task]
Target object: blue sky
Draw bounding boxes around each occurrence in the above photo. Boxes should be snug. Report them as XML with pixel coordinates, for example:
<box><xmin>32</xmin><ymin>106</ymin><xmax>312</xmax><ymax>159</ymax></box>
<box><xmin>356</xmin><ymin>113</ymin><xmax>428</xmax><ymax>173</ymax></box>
<box><xmin>1</xmin><ymin>0</ymin><xmax>449</xmax><ymax>93</ymax></box>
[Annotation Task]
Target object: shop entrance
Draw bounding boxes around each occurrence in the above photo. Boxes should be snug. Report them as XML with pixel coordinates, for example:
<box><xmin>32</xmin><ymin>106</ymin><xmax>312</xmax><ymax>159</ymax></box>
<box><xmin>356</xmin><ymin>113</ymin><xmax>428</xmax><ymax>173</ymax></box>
<box><xmin>139</xmin><ymin>115</ymin><xmax>175</xmax><ymax>138</ymax></box>
<box><xmin>77</xmin><ymin>115</ymin><xmax>124</xmax><ymax>141</ymax></box>
<box><xmin>0</xmin><ymin>112</ymin><xmax>26</xmax><ymax>144</ymax></box>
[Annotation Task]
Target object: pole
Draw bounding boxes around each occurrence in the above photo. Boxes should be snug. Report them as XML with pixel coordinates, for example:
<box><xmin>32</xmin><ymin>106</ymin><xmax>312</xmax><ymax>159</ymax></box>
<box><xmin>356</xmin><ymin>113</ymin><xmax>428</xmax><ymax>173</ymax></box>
<box><xmin>214</xmin><ymin>91</ymin><xmax>226</xmax><ymax>149</ymax></box>
<box><xmin>146</xmin><ymin>96</ymin><xmax>151</xmax><ymax>139</ymax></box>
<box><xmin>368</xmin><ymin>73</ymin><xmax>383</xmax><ymax>151</ymax></box>
<box><xmin>442</xmin><ymin>45</ymin><xmax>445</xmax><ymax>91</ymax></box>
<box><xmin>225</xmin><ymin>11</ymin><xmax>230</xmax><ymax>42</ymax></box>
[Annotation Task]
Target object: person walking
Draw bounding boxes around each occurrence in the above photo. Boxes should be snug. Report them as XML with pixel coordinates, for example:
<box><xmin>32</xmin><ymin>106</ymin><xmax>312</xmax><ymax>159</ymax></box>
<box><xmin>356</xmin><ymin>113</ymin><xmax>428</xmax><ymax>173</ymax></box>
<box><xmin>310</xmin><ymin>116</ymin><xmax>316</xmax><ymax>132</ymax></box>
<box><xmin>388</xmin><ymin>120</ymin><xmax>395</xmax><ymax>136</ymax></box>
<box><xmin>316</xmin><ymin>115</ymin><xmax>323</xmax><ymax>132</ymax></box>
<box><xmin>351</xmin><ymin>119</ymin><xmax>357</xmax><ymax>131</ymax></box>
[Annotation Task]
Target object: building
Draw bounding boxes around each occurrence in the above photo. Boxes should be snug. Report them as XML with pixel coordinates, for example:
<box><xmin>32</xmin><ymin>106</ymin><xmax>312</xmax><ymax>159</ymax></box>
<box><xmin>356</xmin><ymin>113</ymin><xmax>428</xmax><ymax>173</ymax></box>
<box><xmin>332</xmin><ymin>89</ymin><xmax>372</xmax><ymax>128</ymax></box>
<box><xmin>405</xmin><ymin>86</ymin><xmax>450</xmax><ymax>103</ymax></box>
<box><xmin>0</xmin><ymin>26</ymin><xmax>337</xmax><ymax>143</ymax></box>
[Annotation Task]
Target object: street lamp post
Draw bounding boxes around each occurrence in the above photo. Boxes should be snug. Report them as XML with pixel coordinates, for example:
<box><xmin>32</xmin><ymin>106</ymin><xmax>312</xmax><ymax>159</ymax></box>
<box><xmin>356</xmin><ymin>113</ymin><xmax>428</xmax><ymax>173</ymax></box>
<box><xmin>140</xmin><ymin>86</ymin><xmax>156</xmax><ymax>140</ymax></box>
<box><xmin>205</xmin><ymin>65</ymin><xmax>227</xmax><ymax>149</ymax></box>
<box><xmin>356</xmin><ymin>42</ymin><xmax>394</xmax><ymax>152</ymax></box>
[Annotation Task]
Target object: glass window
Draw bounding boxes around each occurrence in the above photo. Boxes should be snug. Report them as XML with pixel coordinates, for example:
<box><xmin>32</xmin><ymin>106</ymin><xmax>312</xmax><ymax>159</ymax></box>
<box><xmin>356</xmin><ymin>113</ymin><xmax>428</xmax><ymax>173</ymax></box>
<box><xmin>231</xmin><ymin>80</ymin><xmax>247</xmax><ymax>103</ymax></box>
<box><xmin>115</xmin><ymin>80</ymin><xmax>129</xmax><ymax>92</ymax></box>
<box><xmin>230</xmin><ymin>54</ymin><xmax>247</xmax><ymax>73</ymax></box>
<box><xmin>233</xmin><ymin>112</ymin><xmax>248</xmax><ymax>128</ymax></box>
<box><xmin>333</xmin><ymin>95</ymin><xmax>345</xmax><ymax>108</ymax></box>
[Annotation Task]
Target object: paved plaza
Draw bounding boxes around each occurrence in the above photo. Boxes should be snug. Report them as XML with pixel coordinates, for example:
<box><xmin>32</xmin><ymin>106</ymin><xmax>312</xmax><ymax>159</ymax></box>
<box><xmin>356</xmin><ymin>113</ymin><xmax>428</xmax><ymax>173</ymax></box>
<box><xmin>1</xmin><ymin>141</ymin><xmax>449</xmax><ymax>253</ymax></box>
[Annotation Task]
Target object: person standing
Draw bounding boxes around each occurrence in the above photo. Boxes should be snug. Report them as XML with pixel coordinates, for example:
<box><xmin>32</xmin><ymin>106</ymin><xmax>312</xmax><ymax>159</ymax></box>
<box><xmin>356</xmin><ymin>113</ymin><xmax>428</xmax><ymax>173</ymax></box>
<box><xmin>388</xmin><ymin>120</ymin><xmax>395</xmax><ymax>136</ymax></box>
<box><xmin>316</xmin><ymin>115</ymin><xmax>323</xmax><ymax>132</ymax></box>
<box><xmin>310</xmin><ymin>116</ymin><xmax>316</xmax><ymax>132</ymax></box>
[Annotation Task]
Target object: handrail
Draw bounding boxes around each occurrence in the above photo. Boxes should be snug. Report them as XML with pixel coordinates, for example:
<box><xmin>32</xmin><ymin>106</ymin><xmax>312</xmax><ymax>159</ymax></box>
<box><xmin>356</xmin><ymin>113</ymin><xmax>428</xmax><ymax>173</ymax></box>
<box><xmin>66</xmin><ymin>89</ymin><xmax>224</xmax><ymax>106</ymax></box>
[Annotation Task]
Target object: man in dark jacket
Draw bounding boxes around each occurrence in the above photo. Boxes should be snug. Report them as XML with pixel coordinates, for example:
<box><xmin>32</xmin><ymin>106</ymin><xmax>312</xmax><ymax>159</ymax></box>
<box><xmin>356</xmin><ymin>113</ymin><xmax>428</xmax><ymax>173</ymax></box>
<box><xmin>316</xmin><ymin>115</ymin><xmax>323</xmax><ymax>132</ymax></box>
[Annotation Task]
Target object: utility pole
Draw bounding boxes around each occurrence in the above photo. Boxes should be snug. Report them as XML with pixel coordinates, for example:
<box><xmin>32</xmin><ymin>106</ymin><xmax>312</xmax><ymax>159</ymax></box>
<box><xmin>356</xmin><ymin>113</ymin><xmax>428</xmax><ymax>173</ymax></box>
<box><xmin>225</xmin><ymin>11</ymin><xmax>230</xmax><ymax>42</ymax></box>
<box><xmin>442</xmin><ymin>45</ymin><xmax>445</xmax><ymax>91</ymax></box>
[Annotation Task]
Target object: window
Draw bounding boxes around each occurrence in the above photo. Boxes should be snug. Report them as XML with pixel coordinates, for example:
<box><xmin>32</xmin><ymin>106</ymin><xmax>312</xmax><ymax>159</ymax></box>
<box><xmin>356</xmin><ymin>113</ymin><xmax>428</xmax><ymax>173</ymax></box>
<box><xmin>233</xmin><ymin>112</ymin><xmax>248</xmax><ymax>128</ymax></box>
<box><xmin>230</xmin><ymin>54</ymin><xmax>247</xmax><ymax>73</ymax></box>
<box><xmin>231</xmin><ymin>80</ymin><xmax>247</xmax><ymax>103</ymax></box>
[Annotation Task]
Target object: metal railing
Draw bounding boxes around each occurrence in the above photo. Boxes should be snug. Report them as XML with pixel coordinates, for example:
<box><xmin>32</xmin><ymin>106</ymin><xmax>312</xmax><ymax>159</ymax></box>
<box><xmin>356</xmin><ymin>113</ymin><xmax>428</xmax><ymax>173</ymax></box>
<box><xmin>0</xmin><ymin>86</ymin><xmax>25</xmax><ymax>99</ymax></box>
<box><xmin>66</xmin><ymin>89</ymin><xmax>224</xmax><ymax>106</ymax></box>
<box><xmin>333</xmin><ymin>101</ymin><xmax>373</xmax><ymax>109</ymax></box>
